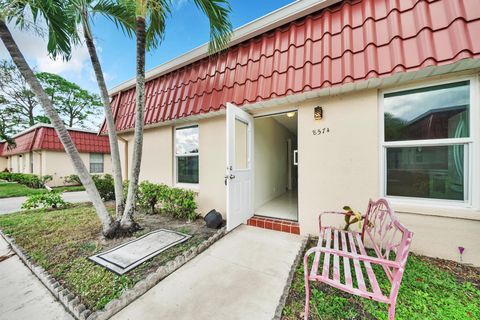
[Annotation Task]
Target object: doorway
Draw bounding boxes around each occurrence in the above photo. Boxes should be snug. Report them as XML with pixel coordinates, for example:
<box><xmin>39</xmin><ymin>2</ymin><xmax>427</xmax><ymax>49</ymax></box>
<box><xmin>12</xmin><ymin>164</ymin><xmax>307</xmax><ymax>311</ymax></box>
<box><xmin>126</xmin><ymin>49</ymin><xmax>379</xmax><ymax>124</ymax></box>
<box><xmin>253</xmin><ymin>111</ymin><xmax>298</xmax><ymax>221</ymax></box>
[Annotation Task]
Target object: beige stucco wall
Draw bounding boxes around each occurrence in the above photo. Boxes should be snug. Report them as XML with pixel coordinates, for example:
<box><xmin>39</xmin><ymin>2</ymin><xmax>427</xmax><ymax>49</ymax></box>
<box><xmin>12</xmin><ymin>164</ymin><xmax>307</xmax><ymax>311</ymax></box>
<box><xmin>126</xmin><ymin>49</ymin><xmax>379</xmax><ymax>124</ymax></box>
<box><xmin>3</xmin><ymin>150</ymin><xmax>113</xmax><ymax>186</ymax></box>
<box><xmin>295</xmin><ymin>76</ymin><xmax>480</xmax><ymax>265</ymax></box>
<box><xmin>118</xmin><ymin>116</ymin><xmax>227</xmax><ymax>217</ymax></box>
<box><xmin>6</xmin><ymin>153</ymin><xmax>30</xmax><ymax>173</ymax></box>
<box><xmin>0</xmin><ymin>156</ymin><xmax>6</xmax><ymax>172</ymax></box>
<box><xmin>43</xmin><ymin>151</ymin><xmax>112</xmax><ymax>186</ymax></box>
<box><xmin>198</xmin><ymin>116</ymin><xmax>227</xmax><ymax>215</ymax></box>
<box><xmin>254</xmin><ymin>116</ymin><xmax>295</xmax><ymax>208</ymax></box>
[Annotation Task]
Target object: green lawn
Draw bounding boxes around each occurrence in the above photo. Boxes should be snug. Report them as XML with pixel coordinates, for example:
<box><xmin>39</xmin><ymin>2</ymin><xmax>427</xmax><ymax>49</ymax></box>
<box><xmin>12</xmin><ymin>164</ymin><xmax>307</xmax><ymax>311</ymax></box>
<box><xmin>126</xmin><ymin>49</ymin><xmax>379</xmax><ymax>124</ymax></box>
<box><xmin>282</xmin><ymin>239</ymin><xmax>480</xmax><ymax>320</ymax></box>
<box><xmin>0</xmin><ymin>182</ymin><xmax>84</xmax><ymax>198</ymax></box>
<box><xmin>0</xmin><ymin>205</ymin><xmax>214</xmax><ymax>311</ymax></box>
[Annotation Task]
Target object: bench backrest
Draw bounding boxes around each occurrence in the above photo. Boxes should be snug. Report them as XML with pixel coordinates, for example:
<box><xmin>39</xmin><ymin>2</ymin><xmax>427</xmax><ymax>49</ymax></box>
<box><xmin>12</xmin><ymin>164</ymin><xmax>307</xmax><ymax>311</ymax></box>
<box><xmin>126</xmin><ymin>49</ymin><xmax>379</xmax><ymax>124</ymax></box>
<box><xmin>362</xmin><ymin>198</ymin><xmax>413</xmax><ymax>281</ymax></box>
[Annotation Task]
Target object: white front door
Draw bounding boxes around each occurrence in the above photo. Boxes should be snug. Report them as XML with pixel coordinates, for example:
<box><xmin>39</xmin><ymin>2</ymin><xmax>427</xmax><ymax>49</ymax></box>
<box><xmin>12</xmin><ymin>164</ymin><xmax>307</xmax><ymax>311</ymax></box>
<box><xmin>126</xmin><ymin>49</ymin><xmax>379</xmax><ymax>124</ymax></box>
<box><xmin>226</xmin><ymin>102</ymin><xmax>254</xmax><ymax>231</ymax></box>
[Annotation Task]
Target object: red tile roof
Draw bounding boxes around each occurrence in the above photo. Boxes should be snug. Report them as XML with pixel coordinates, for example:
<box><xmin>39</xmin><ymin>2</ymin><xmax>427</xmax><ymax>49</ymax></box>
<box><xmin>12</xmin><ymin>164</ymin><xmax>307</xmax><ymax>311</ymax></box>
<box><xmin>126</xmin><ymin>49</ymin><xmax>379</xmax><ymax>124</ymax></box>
<box><xmin>105</xmin><ymin>0</ymin><xmax>480</xmax><ymax>133</ymax></box>
<box><xmin>0</xmin><ymin>125</ymin><xmax>110</xmax><ymax>156</ymax></box>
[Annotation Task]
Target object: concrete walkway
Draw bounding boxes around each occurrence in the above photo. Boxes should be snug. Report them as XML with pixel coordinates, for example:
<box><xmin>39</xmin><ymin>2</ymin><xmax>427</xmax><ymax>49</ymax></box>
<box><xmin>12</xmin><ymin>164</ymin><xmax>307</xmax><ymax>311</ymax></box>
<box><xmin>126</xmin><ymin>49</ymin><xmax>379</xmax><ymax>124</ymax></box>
<box><xmin>0</xmin><ymin>236</ymin><xmax>73</xmax><ymax>320</ymax></box>
<box><xmin>0</xmin><ymin>191</ymin><xmax>89</xmax><ymax>215</ymax></box>
<box><xmin>112</xmin><ymin>225</ymin><xmax>304</xmax><ymax>320</ymax></box>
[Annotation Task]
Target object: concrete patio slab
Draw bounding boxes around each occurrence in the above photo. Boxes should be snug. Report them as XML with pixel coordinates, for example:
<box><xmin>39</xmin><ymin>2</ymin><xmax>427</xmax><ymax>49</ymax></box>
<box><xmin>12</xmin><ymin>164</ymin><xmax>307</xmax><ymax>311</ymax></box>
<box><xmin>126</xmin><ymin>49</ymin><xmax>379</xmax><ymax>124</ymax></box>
<box><xmin>112</xmin><ymin>225</ymin><xmax>304</xmax><ymax>320</ymax></box>
<box><xmin>0</xmin><ymin>236</ymin><xmax>73</xmax><ymax>320</ymax></box>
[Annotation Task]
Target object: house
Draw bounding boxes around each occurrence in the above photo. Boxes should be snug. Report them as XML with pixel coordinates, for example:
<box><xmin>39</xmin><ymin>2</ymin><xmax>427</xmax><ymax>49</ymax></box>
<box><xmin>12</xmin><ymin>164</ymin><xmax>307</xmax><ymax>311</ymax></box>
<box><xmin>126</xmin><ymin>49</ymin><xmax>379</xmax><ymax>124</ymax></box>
<box><xmin>0</xmin><ymin>124</ymin><xmax>112</xmax><ymax>186</ymax></box>
<box><xmin>105</xmin><ymin>0</ymin><xmax>480</xmax><ymax>265</ymax></box>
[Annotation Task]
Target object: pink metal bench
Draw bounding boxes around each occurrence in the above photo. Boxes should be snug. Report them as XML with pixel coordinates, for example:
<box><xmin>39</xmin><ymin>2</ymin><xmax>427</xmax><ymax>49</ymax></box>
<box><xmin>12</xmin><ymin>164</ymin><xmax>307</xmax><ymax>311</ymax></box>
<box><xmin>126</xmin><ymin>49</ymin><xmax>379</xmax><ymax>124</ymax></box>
<box><xmin>303</xmin><ymin>198</ymin><xmax>413</xmax><ymax>320</ymax></box>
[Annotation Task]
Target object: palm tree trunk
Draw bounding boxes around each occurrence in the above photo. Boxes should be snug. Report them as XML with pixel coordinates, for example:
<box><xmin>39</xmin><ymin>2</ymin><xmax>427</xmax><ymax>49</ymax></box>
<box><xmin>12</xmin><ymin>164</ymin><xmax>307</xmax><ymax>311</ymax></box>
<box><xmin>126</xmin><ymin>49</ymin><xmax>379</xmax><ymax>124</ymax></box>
<box><xmin>0</xmin><ymin>19</ymin><xmax>117</xmax><ymax>237</ymax></box>
<box><xmin>82</xmin><ymin>14</ymin><xmax>125</xmax><ymax>219</ymax></box>
<box><xmin>121</xmin><ymin>16</ymin><xmax>146</xmax><ymax>229</ymax></box>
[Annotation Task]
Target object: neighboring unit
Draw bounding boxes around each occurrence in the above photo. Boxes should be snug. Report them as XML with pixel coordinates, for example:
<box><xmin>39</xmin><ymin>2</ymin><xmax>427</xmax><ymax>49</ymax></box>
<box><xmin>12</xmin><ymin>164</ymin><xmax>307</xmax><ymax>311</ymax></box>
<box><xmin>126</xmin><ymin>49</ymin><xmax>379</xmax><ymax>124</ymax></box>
<box><xmin>0</xmin><ymin>124</ymin><xmax>112</xmax><ymax>186</ymax></box>
<box><xmin>104</xmin><ymin>0</ymin><xmax>480</xmax><ymax>265</ymax></box>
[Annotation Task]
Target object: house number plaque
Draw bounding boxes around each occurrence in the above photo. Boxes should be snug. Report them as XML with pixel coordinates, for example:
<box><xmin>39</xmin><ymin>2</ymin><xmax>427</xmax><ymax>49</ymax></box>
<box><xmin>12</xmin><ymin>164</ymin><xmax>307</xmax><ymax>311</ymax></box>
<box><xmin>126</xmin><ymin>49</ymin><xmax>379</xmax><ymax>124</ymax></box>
<box><xmin>312</xmin><ymin>127</ymin><xmax>330</xmax><ymax>135</ymax></box>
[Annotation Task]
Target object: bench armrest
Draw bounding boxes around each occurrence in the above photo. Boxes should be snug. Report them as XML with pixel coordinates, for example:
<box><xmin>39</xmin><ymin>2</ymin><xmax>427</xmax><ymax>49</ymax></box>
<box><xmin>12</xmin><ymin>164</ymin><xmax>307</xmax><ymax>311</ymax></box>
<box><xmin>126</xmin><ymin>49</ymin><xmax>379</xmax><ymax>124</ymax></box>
<box><xmin>318</xmin><ymin>211</ymin><xmax>355</xmax><ymax>230</ymax></box>
<box><xmin>304</xmin><ymin>246</ymin><xmax>401</xmax><ymax>270</ymax></box>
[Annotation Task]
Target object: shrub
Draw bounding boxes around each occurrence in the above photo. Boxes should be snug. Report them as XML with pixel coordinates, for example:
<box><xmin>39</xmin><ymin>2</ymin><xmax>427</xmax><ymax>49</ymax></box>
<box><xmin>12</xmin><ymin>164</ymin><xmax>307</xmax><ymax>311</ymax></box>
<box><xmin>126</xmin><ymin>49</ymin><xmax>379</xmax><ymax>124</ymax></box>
<box><xmin>91</xmin><ymin>174</ymin><xmax>115</xmax><ymax>201</ymax></box>
<box><xmin>0</xmin><ymin>172</ymin><xmax>50</xmax><ymax>188</ymax></box>
<box><xmin>162</xmin><ymin>187</ymin><xmax>197</xmax><ymax>221</ymax></box>
<box><xmin>137</xmin><ymin>181</ymin><xmax>164</xmax><ymax>214</ymax></box>
<box><xmin>21</xmin><ymin>192</ymin><xmax>70</xmax><ymax>210</ymax></box>
<box><xmin>136</xmin><ymin>181</ymin><xmax>170</xmax><ymax>214</ymax></box>
<box><xmin>0</xmin><ymin>172</ymin><xmax>10</xmax><ymax>180</ymax></box>
<box><xmin>63</xmin><ymin>174</ymin><xmax>81</xmax><ymax>186</ymax></box>
<box><xmin>123</xmin><ymin>181</ymin><xmax>198</xmax><ymax>220</ymax></box>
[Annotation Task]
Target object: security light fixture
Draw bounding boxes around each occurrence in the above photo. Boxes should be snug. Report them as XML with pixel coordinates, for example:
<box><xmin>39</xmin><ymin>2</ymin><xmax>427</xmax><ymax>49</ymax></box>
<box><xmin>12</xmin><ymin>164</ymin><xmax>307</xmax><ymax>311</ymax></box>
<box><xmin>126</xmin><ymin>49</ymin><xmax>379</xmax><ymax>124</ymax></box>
<box><xmin>314</xmin><ymin>106</ymin><xmax>323</xmax><ymax>120</ymax></box>
<box><xmin>286</xmin><ymin>112</ymin><xmax>296</xmax><ymax>118</ymax></box>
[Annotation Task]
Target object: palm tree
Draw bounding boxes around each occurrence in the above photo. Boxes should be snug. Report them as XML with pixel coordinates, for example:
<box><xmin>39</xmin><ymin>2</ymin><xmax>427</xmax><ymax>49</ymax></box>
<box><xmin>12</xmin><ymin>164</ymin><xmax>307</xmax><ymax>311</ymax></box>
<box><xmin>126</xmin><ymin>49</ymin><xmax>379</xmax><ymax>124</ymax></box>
<box><xmin>120</xmin><ymin>0</ymin><xmax>232</xmax><ymax>230</ymax></box>
<box><xmin>67</xmin><ymin>0</ymin><xmax>135</xmax><ymax>219</ymax></box>
<box><xmin>0</xmin><ymin>0</ymin><xmax>117</xmax><ymax>237</ymax></box>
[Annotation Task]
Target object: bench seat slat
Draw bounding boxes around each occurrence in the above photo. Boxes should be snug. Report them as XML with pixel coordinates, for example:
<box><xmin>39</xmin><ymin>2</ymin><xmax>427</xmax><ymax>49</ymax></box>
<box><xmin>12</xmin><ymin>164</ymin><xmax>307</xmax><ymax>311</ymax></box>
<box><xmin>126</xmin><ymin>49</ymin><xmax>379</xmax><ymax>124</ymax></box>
<box><xmin>355</xmin><ymin>233</ymin><xmax>382</xmax><ymax>296</ymax></box>
<box><xmin>321</xmin><ymin>228</ymin><xmax>332</xmax><ymax>278</ymax></box>
<box><xmin>340</xmin><ymin>230</ymin><xmax>353</xmax><ymax>287</ymax></box>
<box><xmin>347</xmin><ymin>231</ymin><xmax>366</xmax><ymax>292</ymax></box>
<box><xmin>333</xmin><ymin>229</ymin><xmax>340</xmax><ymax>282</ymax></box>
<box><xmin>310</xmin><ymin>274</ymin><xmax>390</xmax><ymax>304</ymax></box>
<box><xmin>310</xmin><ymin>228</ymin><xmax>325</xmax><ymax>277</ymax></box>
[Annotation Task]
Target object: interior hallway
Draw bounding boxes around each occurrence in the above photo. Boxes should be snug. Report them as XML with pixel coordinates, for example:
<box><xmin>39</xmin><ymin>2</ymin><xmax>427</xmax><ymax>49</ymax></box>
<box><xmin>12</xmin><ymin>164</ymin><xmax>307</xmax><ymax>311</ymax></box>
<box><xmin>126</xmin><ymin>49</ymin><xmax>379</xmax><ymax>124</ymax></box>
<box><xmin>255</xmin><ymin>189</ymin><xmax>298</xmax><ymax>221</ymax></box>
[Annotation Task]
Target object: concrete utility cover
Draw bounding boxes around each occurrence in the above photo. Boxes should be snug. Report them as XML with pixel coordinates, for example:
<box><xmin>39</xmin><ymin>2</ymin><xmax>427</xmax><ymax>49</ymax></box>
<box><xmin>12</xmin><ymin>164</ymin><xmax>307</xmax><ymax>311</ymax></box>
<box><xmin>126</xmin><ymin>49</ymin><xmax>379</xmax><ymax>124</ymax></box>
<box><xmin>89</xmin><ymin>229</ymin><xmax>191</xmax><ymax>275</ymax></box>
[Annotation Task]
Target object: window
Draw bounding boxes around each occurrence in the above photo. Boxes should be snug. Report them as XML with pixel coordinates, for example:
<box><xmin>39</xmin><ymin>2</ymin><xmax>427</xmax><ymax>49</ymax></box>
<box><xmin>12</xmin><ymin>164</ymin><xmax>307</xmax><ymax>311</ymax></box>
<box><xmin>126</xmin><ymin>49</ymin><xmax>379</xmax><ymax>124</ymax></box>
<box><xmin>175</xmin><ymin>125</ymin><xmax>199</xmax><ymax>184</ymax></box>
<box><xmin>90</xmin><ymin>153</ymin><xmax>104</xmax><ymax>173</ymax></box>
<box><xmin>382</xmin><ymin>80</ymin><xmax>473</xmax><ymax>203</ymax></box>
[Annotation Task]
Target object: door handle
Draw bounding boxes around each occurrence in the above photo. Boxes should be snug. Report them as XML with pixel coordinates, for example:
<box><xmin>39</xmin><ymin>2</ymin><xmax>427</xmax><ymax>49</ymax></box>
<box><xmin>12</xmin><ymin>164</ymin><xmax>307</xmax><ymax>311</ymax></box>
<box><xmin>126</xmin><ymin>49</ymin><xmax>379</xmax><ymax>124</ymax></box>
<box><xmin>224</xmin><ymin>174</ymin><xmax>236</xmax><ymax>186</ymax></box>
<box><xmin>294</xmin><ymin>150</ymin><xmax>298</xmax><ymax>165</ymax></box>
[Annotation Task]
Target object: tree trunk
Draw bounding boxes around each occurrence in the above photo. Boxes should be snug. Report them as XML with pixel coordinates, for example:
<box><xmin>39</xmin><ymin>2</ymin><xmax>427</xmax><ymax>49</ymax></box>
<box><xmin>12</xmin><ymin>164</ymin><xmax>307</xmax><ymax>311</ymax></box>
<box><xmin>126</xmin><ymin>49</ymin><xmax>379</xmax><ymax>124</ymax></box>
<box><xmin>121</xmin><ymin>17</ymin><xmax>146</xmax><ymax>229</ymax></box>
<box><xmin>82</xmin><ymin>15</ymin><xmax>125</xmax><ymax>219</ymax></box>
<box><xmin>0</xmin><ymin>19</ymin><xmax>117</xmax><ymax>237</ymax></box>
<box><xmin>28</xmin><ymin>106</ymin><xmax>34</xmax><ymax>126</ymax></box>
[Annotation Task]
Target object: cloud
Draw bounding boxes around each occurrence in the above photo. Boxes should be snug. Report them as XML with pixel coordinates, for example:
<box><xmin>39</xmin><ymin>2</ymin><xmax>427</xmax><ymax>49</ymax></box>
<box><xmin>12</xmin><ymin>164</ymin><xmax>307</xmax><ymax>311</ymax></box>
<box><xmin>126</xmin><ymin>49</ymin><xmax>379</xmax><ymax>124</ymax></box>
<box><xmin>0</xmin><ymin>21</ymin><xmax>109</xmax><ymax>129</ymax></box>
<box><xmin>385</xmin><ymin>83</ymin><xmax>469</xmax><ymax>122</ymax></box>
<box><xmin>0</xmin><ymin>21</ymin><xmax>100</xmax><ymax>92</ymax></box>
<box><xmin>173</xmin><ymin>0</ymin><xmax>189</xmax><ymax>11</ymax></box>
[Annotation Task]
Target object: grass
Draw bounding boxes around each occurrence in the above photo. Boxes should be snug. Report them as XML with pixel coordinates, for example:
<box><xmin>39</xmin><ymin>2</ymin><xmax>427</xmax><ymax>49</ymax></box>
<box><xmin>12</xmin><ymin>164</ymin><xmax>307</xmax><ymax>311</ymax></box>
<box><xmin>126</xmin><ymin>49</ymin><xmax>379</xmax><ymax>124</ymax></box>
<box><xmin>0</xmin><ymin>181</ymin><xmax>84</xmax><ymax>198</ymax></box>
<box><xmin>282</xmin><ymin>239</ymin><xmax>480</xmax><ymax>320</ymax></box>
<box><xmin>0</xmin><ymin>204</ymin><xmax>214</xmax><ymax>310</ymax></box>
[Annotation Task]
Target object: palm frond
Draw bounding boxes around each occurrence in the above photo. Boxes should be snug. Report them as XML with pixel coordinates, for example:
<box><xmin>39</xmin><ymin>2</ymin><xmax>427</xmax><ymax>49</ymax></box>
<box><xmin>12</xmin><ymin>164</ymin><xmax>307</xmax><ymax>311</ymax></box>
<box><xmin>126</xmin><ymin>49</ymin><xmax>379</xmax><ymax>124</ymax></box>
<box><xmin>92</xmin><ymin>0</ymin><xmax>135</xmax><ymax>38</ymax></box>
<box><xmin>0</xmin><ymin>0</ymin><xmax>79</xmax><ymax>60</ymax></box>
<box><xmin>193</xmin><ymin>0</ymin><xmax>232</xmax><ymax>54</ymax></box>
<box><xmin>144</xmin><ymin>0</ymin><xmax>171</xmax><ymax>51</ymax></box>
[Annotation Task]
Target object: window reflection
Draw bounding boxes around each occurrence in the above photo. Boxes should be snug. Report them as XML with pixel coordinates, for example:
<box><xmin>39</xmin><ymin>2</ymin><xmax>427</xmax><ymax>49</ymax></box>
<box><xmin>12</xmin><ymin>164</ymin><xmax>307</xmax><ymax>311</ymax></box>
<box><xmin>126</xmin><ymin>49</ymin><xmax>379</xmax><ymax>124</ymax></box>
<box><xmin>175</xmin><ymin>126</ymin><xmax>199</xmax><ymax>155</ymax></box>
<box><xmin>384</xmin><ymin>82</ymin><xmax>469</xmax><ymax>141</ymax></box>
<box><xmin>175</xmin><ymin>126</ymin><xmax>199</xmax><ymax>184</ymax></box>
<box><xmin>386</xmin><ymin>146</ymin><xmax>464</xmax><ymax>200</ymax></box>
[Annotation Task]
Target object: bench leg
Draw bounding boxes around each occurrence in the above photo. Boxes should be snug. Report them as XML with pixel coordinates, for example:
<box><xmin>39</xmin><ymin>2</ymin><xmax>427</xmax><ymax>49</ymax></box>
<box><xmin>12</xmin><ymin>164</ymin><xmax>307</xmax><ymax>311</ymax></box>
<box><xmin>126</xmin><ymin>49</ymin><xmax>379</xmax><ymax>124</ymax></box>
<box><xmin>388</xmin><ymin>303</ymin><xmax>396</xmax><ymax>320</ymax></box>
<box><xmin>304</xmin><ymin>256</ymin><xmax>310</xmax><ymax>320</ymax></box>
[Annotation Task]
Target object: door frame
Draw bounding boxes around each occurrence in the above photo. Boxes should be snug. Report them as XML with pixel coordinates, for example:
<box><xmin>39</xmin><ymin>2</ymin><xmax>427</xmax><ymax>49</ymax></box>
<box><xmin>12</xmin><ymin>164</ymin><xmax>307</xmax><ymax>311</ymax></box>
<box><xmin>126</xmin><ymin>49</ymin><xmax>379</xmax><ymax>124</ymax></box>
<box><xmin>251</xmin><ymin>108</ymin><xmax>299</xmax><ymax>221</ymax></box>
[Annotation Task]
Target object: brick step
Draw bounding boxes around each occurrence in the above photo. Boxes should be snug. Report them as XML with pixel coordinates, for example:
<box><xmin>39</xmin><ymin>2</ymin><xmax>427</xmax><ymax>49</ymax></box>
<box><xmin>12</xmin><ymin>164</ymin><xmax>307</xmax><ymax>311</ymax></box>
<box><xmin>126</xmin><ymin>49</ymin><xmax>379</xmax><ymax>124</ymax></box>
<box><xmin>247</xmin><ymin>216</ymin><xmax>300</xmax><ymax>235</ymax></box>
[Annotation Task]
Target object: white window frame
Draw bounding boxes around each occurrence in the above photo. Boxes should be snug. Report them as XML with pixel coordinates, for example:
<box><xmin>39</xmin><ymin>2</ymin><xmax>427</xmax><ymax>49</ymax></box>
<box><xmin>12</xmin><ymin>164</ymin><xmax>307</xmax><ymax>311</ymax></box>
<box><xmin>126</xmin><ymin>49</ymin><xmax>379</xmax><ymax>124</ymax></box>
<box><xmin>174</xmin><ymin>124</ymin><xmax>199</xmax><ymax>188</ymax></box>
<box><xmin>379</xmin><ymin>75</ymin><xmax>479</xmax><ymax>209</ymax></box>
<box><xmin>89</xmin><ymin>153</ymin><xmax>104</xmax><ymax>174</ymax></box>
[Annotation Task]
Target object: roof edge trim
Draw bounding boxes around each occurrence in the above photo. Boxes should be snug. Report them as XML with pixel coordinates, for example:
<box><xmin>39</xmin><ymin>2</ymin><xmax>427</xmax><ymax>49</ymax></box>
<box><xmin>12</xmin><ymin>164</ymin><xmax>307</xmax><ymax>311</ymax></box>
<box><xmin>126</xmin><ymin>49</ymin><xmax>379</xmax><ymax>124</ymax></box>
<box><xmin>1</xmin><ymin>123</ymin><xmax>102</xmax><ymax>143</ymax></box>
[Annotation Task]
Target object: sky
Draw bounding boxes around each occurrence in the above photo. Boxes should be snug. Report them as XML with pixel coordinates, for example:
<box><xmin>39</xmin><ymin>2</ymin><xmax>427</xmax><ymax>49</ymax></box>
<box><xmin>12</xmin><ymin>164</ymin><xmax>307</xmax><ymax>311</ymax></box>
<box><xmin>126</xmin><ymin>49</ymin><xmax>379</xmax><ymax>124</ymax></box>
<box><xmin>0</xmin><ymin>0</ymin><xmax>294</xmax><ymax>96</ymax></box>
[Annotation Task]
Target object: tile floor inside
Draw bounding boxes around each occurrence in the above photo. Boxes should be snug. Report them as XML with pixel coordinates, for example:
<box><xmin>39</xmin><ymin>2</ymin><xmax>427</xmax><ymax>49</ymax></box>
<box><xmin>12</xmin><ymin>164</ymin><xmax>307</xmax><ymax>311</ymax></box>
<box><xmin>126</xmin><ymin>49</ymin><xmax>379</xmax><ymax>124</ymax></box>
<box><xmin>255</xmin><ymin>189</ymin><xmax>298</xmax><ymax>221</ymax></box>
